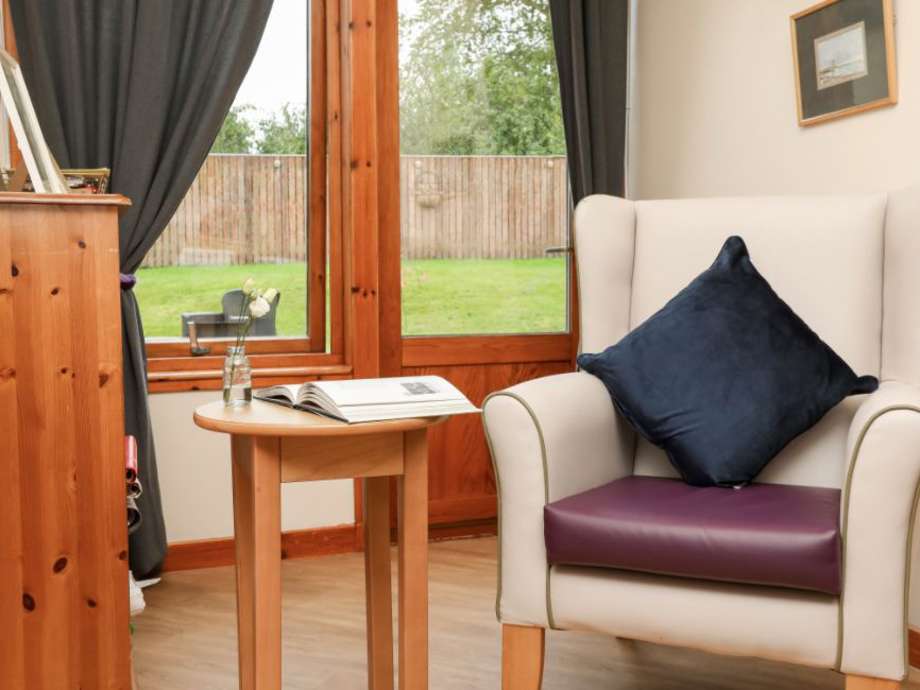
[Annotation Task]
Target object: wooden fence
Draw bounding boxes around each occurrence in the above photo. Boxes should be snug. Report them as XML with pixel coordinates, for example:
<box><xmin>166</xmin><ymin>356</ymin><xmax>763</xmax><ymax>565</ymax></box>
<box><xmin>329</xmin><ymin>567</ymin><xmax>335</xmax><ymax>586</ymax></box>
<box><xmin>400</xmin><ymin>155</ymin><xmax>568</xmax><ymax>260</ymax></box>
<box><xmin>143</xmin><ymin>154</ymin><xmax>568</xmax><ymax>268</ymax></box>
<box><xmin>144</xmin><ymin>154</ymin><xmax>307</xmax><ymax>268</ymax></box>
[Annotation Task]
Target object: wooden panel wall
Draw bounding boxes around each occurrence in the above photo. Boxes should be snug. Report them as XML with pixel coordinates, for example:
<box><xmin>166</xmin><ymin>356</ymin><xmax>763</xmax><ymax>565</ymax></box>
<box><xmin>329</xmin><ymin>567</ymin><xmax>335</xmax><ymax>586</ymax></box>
<box><xmin>0</xmin><ymin>195</ymin><xmax>131</xmax><ymax>690</ymax></box>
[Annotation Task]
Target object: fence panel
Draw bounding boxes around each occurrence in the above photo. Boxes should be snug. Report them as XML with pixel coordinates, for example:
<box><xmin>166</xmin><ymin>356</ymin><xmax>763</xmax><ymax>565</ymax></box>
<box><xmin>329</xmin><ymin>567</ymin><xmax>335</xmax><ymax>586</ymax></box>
<box><xmin>143</xmin><ymin>154</ymin><xmax>568</xmax><ymax>267</ymax></box>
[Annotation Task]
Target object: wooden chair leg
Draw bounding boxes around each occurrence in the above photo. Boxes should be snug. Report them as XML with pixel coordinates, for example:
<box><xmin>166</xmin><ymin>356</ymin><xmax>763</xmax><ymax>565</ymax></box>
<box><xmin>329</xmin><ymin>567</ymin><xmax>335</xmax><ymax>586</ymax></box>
<box><xmin>502</xmin><ymin>625</ymin><xmax>545</xmax><ymax>690</ymax></box>
<box><xmin>845</xmin><ymin>674</ymin><xmax>901</xmax><ymax>690</ymax></box>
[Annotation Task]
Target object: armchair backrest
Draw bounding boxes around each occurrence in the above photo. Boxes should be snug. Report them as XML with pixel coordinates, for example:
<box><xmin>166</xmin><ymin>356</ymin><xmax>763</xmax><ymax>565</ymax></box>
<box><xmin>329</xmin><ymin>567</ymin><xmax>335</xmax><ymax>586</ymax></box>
<box><xmin>575</xmin><ymin>189</ymin><xmax>919</xmax><ymax>489</ymax></box>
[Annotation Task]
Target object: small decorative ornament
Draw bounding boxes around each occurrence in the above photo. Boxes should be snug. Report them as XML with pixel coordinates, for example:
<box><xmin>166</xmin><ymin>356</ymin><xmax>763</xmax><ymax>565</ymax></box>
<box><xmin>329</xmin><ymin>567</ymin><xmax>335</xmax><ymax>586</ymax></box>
<box><xmin>222</xmin><ymin>279</ymin><xmax>278</xmax><ymax>406</ymax></box>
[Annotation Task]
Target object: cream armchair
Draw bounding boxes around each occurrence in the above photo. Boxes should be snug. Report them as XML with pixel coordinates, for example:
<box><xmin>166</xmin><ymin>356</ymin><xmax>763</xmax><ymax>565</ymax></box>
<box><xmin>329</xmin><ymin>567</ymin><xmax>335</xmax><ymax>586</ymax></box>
<box><xmin>483</xmin><ymin>189</ymin><xmax>920</xmax><ymax>689</ymax></box>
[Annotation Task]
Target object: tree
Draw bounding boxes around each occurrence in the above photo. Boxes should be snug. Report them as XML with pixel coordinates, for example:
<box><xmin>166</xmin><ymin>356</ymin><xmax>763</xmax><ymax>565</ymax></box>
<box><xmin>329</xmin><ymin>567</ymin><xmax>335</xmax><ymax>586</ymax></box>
<box><xmin>212</xmin><ymin>104</ymin><xmax>257</xmax><ymax>153</ymax></box>
<box><xmin>399</xmin><ymin>0</ymin><xmax>565</xmax><ymax>156</ymax></box>
<box><xmin>478</xmin><ymin>1</ymin><xmax>565</xmax><ymax>155</ymax></box>
<box><xmin>257</xmin><ymin>103</ymin><xmax>308</xmax><ymax>155</ymax></box>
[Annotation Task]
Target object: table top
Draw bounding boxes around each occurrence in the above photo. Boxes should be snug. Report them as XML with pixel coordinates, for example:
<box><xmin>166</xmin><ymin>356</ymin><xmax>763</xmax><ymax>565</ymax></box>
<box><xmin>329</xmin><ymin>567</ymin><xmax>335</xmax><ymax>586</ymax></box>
<box><xmin>194</xmin><ymin>400</ymin><xmax>446</xmax><ymax>437</ymax></box>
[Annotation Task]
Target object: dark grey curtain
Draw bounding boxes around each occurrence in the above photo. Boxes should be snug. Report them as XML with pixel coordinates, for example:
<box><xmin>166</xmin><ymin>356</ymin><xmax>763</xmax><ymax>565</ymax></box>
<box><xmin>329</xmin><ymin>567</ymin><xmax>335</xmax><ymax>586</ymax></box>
<box><xmin>549</xmin><ymin>0</ymin><xmax>630</xmax><ymax>202</ymax></box>
<box><xmin>10</xmin><ymin>1</ymin><xmax>274</xmax><ymax>576</ymax></box>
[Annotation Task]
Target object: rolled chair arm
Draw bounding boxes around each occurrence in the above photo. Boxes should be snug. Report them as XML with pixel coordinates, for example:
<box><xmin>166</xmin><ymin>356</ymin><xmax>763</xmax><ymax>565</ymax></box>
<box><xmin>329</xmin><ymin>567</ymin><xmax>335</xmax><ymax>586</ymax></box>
<box><xmin>483</xmin><ymin>372</ymin><xmax>635</xmax><ymax>627</ymax></box>
<box><xmin>839</xmin><ymin>380</ymin><xmax>920</xmax><ymax>681</ymax></box>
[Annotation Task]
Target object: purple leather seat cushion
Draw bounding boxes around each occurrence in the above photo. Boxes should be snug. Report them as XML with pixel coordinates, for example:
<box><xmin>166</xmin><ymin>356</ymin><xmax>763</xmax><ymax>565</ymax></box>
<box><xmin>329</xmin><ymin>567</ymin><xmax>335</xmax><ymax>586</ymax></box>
<box><xmin>544</xmin><ymin>475</ymin><xmax>841</xmax><ymax>595</ymax></box>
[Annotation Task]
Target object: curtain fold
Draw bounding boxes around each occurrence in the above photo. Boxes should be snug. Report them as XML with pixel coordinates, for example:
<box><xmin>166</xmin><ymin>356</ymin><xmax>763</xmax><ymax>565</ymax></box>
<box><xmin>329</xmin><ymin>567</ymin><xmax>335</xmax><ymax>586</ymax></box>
<box><xmin>10</xmin><ymin>0</ymin><xmax>274</xmax><ymax>576</ymax></box>
<box><xmin>549</xmin><ymin>0</ymin><xmax>630</xmax><ymax>203</ymax></box>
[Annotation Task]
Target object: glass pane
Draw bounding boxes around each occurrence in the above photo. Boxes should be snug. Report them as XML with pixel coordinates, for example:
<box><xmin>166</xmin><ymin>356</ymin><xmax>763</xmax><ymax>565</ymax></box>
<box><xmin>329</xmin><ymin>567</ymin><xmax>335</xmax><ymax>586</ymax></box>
<box><xmin>399</xmin><ymin>0</ymin><xmax>569</xmax><ymax>336</ymax></box>
<box><xmin>137</xmin><ymin>0</ymin><xmax>310</xmax><ymax>340</ymax></box>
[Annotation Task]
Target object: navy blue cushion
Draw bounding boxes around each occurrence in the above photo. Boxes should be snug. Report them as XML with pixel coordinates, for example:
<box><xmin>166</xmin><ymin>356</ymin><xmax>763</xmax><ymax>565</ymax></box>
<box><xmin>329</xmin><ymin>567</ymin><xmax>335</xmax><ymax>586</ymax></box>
<box><xmin>577</xmin><ymin>236</ymin><xmax>878</xmax><ymax>487</ymax></box>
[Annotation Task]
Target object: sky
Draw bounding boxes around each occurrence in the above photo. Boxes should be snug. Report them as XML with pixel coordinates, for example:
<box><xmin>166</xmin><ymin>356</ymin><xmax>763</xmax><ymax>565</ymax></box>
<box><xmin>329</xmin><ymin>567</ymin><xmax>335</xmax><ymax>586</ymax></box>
<box><xmin>234</xmin><ymin>0</ymin><xmax>308</xmax><ymax>116</ymax></box>
<box><xmin>234</xmin><ymin>0</ymin><xmax>419</xmax><ymax>117</ymax></box>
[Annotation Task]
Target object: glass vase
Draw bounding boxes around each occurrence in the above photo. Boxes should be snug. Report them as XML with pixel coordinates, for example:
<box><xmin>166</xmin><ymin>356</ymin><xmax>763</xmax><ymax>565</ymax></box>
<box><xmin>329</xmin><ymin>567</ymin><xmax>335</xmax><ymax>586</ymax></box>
<box><xmin>222</xmin><ymin>345</ymin><xmax>252</xmax><ymax>406</ymax></box>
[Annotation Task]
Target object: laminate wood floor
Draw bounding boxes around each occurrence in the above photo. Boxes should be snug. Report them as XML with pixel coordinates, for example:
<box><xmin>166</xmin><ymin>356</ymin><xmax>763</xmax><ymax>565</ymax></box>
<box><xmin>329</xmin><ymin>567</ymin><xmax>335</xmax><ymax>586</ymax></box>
<box><xmin>133</xmin><ymin>536</ymin><xmax>918</xmax><ymax>689</ymax></box>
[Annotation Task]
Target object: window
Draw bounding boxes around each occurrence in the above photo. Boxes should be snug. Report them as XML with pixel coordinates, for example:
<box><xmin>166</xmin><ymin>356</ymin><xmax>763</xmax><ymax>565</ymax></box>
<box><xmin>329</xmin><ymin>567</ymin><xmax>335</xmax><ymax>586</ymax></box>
<box><xmin>398</xmin><ymin>0</ymin><xmax>570</xmax><ymax>337</ymax></box>
<box><xmin>137</xmin><ymin>0</ymin><xmax>330</xmax><ymax>359</ymax></box>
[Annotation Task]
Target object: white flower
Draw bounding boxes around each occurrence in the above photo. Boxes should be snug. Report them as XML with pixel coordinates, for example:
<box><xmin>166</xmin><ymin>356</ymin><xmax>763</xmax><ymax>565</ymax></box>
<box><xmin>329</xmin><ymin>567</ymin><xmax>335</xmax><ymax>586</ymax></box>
<box><xmin>263</xmin><ymin>288</ymin><xmax>278</xmax><ymax>303</ymax></box>
<box><xmin>242</xmin><ymin>278</ymin><xmax>256</xmax><ymax>296</ymax></box>
<box><xmin>249</xmin><ymin>296</ymin><xmax>271</xmax><ymax>318</ymax></box>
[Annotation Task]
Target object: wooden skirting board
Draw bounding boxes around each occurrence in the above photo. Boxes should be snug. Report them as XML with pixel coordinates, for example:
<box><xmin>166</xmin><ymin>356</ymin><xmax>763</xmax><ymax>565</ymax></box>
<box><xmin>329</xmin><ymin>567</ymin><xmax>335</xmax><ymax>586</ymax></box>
<box><xmin>161</xmin><ymin>519</ymin><xmax>497</xmax><ymax>572</ymax></box>
<box><xmin>163</xmin><ymin>523</ymin><xmax>357</xmax><ymax>572</ymax></box>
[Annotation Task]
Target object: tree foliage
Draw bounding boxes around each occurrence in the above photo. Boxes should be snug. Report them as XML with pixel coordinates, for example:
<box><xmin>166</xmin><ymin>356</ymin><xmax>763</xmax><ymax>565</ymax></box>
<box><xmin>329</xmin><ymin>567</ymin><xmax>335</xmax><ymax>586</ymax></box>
<box><xmin>399</xmin><ymin>0</ymin><xmax>565</xmax><ymax>155</ymax></box>
<box><xmin>211</xmin><ymin>103</ymin><xmax>307</xmax><ymax>155</ymax></box>
<box><xmin>257</xmin><ymin>104</ymin><xmax>308</xmax><ymax>155</ymax></box>
<box><xmin>213</xmin><ymin>0</ymin><xmax>563</xmax><ymax>157</ymax></box>
<box><xmin>212</xmin><ymin>104</ymin><xmax>257</xmax><ymax>153</ymax></box>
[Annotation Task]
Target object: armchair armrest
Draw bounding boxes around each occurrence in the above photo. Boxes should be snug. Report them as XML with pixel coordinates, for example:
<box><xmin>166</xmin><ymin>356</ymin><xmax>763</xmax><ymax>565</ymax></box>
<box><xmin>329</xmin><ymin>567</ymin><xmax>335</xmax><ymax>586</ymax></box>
<box><xmin>482</xmin><ymin>372</ymin><xmax>635</xmax><ymax>627</ymax></box>
<box><xmin>839</xmin><ymin>380</ymin><xmax>920</xmax><ymax>681</ymax></box>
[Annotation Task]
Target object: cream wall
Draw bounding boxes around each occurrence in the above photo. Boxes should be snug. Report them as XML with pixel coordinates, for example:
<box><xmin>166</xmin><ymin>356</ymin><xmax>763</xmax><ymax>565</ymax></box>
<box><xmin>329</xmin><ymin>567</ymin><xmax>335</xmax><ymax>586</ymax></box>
<box><xmin>149</xmin><ymin>391</ymin><xmax>354</xmax><ymax>543</ymax></box>
<box><xmin>633</xmin><ymin>0</ymin><xmax>920</xmax><ymax>637</ymax></box>
<box><xmin>634</xmin><ymin>0</ymin><xmax>920</xmax><ymax>200</ymax></box>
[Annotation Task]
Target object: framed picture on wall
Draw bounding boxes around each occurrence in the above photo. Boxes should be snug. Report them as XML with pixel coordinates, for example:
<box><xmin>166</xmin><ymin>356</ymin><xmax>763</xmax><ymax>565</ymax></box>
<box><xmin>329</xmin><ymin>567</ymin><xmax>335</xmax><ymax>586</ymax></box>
<box><xmin>791</xmin><ymin>0</ymin><xmax>897</xmax><ymax>126</ymax></box>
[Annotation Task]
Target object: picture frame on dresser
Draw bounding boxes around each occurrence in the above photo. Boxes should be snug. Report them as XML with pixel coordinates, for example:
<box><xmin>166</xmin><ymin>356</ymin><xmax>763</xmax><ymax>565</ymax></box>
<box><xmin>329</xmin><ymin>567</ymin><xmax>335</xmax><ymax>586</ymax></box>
<box><xmin>0</xmin><ymin>48</ymin><xmax>67</xmax><ymax>192</ymax></box>
<box><xmin>791</xmin><ymin>0</ymin><xmax>898</xmax><ymax>126</ymax></box>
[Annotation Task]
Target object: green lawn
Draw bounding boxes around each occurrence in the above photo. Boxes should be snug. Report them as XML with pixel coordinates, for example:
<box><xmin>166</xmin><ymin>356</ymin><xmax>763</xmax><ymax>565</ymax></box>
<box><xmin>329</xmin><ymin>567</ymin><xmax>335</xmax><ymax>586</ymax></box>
<box><xmin>135</xmin><ymin>259</ymin><xmax>567</xmax><ymax>338</ymax></box>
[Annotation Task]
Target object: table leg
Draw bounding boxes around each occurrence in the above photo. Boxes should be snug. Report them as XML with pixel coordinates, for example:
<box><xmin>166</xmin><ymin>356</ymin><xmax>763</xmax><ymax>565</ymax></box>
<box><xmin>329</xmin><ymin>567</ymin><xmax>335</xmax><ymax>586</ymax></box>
<box><xmin>398</xmin><ymin>429</ymin><xmax>429</xmax><ymax>690</ymax></box>
<box><xmin>364</xmin><ymin>476</ymin><xmax>395</xmax><ymax>690</ymax></box>
<box><xmin>231</xmin><ymin>435</ymin><xmax>282</xmax><ymax>690</ymax></box>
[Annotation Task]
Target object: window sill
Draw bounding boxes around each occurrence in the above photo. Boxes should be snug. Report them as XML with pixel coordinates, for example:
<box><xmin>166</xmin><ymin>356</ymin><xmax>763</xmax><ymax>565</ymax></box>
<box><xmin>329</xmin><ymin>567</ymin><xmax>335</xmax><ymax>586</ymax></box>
<box><xmin>146</xmin><ymin>336</ymin><xmax>315</xmax><ymax>359</ymax></box>
<box><xmin>147</xmin><ymin>363</ymin><xmax>352</xmax><ymax>393</ymax></box>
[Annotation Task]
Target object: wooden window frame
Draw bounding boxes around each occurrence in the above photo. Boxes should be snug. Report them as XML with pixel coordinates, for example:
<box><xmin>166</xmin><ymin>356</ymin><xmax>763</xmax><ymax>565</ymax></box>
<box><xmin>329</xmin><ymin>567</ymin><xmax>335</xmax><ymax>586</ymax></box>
<box><xmin>391</xmin><ymin>0</ymin><xmax>578</xmax><ymax>372</ymax></box>
<box><xmin>0</xmin><ymin>2</ymin><xmax>347</xmax><ymax>390</ymax></box>
<box><xmin>143</xmin><ymin>0</ymin><xmax>347</xmax><ymax>392</ymax></box>
<box><xmin>4</xmin><ymin>0</ymin><xmax>577</xmax><ymax>396</ymax></box>
<box><xmin>146</xmin><ymin>0</ymin><xmax>579</xmax><ymax>391</ymax></box>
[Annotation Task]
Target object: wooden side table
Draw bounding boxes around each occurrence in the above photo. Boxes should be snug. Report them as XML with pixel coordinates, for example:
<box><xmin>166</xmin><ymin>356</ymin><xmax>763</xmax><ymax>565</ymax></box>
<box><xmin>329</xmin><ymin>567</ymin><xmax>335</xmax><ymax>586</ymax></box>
<box><xmin>194</xmin><ymin>401</ymin><xmax>445</xmax><ymax>690</ymax></box>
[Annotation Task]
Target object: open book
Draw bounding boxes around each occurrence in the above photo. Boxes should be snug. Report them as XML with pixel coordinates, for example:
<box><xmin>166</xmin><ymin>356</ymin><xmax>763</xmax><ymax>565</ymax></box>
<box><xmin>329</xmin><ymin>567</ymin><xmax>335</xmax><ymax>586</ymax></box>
<box><xmin>254</xmin><ymin>375</ymin><xmax>479</xmax><ymax>424</ymax></box>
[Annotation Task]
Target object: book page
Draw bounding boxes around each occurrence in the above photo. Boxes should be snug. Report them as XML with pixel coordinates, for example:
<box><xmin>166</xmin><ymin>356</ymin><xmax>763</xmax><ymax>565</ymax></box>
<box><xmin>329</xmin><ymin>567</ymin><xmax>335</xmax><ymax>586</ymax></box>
<box><xmin>255</xmin><ymin>383</ymin><xmax>300</xmax><ymax>402</ymax></box>
<box><xmin>311</xmin><ymin>375</ymin><xmax>465</xmax><ymax>407</ymax></box>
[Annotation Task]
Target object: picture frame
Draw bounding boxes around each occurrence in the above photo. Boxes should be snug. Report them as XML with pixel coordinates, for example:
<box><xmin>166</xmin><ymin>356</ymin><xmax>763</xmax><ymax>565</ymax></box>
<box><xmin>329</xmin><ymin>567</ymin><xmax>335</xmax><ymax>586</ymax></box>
<box><xmin>0</xmin><ymin>48</ymin><xmax>67</xmax><ymax>192</ymax></box>
<box><xmin>0</xmin><ymin>167</ymin><xmax>111</xmax><ymax>194</ymax></box>
<box><xmin>59</xmin><ymin>168</ymin><xmax>111</xmax><ymax>194</ymax></box>
<box><xmin>790</xmin><ymin>0</ymin><xmax>897</xmax><ymax>127</ymax></box>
